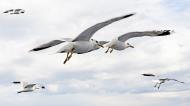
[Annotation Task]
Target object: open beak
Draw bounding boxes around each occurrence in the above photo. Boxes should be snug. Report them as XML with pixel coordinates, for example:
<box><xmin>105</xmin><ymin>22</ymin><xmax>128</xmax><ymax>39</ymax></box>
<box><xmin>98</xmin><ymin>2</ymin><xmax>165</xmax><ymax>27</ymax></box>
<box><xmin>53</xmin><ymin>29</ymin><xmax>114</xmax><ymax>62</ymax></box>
<box><xmin>98</xmin><ymin>44</ymin><xmax>104</xmax><ymax>48</ymax></box>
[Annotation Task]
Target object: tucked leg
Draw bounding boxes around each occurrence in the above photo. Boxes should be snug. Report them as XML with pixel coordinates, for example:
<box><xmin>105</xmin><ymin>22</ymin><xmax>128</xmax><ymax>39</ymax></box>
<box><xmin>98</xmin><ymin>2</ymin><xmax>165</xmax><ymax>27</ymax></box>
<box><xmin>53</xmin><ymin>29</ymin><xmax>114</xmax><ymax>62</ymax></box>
<box><xmin>105</xmin><ymin>47</ymin><xmax>110</xmax><ymax>53</ymax></box>
<box><xmin>154</xmin><ymin>83</ymin><xmax>158</xmax><ymax>87</ymax></box>
<box><xmin>158</xmin><ymin>84</ymin><xmax>161</xmax><ymax>89</ymax></box>
<box><xmin>110</xmin><ymin>48</ymin><xmax>113</xmax><ymax>53</ymax></box>
<box><xmin>68</xmin><ymin>48</ymin><xmax>74</xmax><ymax>60</ymax></box>
<box><xmin>63</xmin><ymin>52</ymin><xmax>70</xmax><ymax>64</ymax></box>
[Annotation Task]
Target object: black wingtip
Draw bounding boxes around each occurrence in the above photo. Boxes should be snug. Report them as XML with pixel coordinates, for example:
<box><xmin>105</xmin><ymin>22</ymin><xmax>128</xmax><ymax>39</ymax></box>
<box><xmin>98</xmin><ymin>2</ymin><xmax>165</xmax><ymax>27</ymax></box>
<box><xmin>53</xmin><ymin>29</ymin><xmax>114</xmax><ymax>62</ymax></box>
<box><xmin>29</xmin><ymin>47</ymin><xmax>49</xmax><ymax>52</ymax></box>
<box><xmin>12</xmin><ymin>81</ymin><xmax>21</xmax><ymax>84</ymax></box>
<box><xmin>158</xmin><ymin>30</ymin><xmax>172</xmax><ymax>36</ymax></box>
<box><xmin>141</xmin><ymin>74</ymin><xmax>155</xmax><ymax>77</ymax></box>
<box><xmin>123</xmin><ymin>13</ymin><xmax>136</xmax><ymax>18</ymax></box>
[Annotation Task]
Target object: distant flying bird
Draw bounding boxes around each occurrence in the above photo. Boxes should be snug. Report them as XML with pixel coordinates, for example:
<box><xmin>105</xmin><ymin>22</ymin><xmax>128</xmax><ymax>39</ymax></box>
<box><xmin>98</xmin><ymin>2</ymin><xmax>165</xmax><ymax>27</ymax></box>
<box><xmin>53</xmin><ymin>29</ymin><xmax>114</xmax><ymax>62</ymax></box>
<box><xmin>142</xmin><ymin>74</ymin><xmax>184</xmax><ymax>89</ymax></box>
<box><xmin>3</xmin><ymin>9</ymin><xmax>25</xmax><ymax>14</ymax></box>
<box><xmin>12</xmin><ymin>81</ymin><xmax>45</xmax><ymax>93</ymax></box>
<box><xmin>104</xmin><ymin>30</ymin><xmax>172</xmax><ymax>53</ymax></box>
<box><xmin>30</xmin><ymin>13</ymin><xmax>135</xmax><ymax>64</ymax></box>
<box><xmin>153</xmin><ymin>78</ymin><xmax>184</xmax><ymax>89</ymax></box>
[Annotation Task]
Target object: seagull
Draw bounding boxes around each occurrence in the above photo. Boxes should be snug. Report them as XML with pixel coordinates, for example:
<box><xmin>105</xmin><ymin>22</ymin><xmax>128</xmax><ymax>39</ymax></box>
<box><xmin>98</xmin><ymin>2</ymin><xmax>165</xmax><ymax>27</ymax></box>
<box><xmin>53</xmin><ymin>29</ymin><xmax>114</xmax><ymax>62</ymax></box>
<box><xmin>142</xmin><ymin>74</ymin><xmax>184</xmax><ymax>89</ymax></box>
<box><xmin>104</xmin><ymin>30</ymin><xmax>172</xmax><ymax>53</ymax></box>
<box><xmin>153</xmin><ymin>78</ymin><xmax>184</xmax><ymax>89</ymax></box>
<box><xmin>30</xmin><ymin>13</ymin><xmax>135</xmax><ymax>64</ymax></box>
<box><xmin>3</xmin><ymin>9</ymin><xmax>25</xmax><ymax>14</ymax></box>
<box><xmin>12</xmin><ymin>81</ymin><xmax>45</xmax><ymax>94</ymax></box>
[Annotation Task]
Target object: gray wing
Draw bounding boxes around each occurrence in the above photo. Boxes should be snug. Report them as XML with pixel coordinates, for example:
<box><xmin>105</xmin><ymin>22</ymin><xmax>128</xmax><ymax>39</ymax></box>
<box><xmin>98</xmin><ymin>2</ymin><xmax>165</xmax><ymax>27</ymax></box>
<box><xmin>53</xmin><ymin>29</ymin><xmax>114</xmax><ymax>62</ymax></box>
<box><xmin>72</xmin><ymin>13</ymin><xmax>135</xmax><ymax>41</ymax></box>
<box><xmin>169</xmin><ymin>79</ymin><xmax>185</xmax><ymax>83</ymax></box>
<box><xmin>30</xmin><ymin>38</ymin><xmax>73</xmax><ymax>52</ymax></box>
<box><xmin>118</xmin><ymin>30</ymin><xmax>171</xmax><ymax>42</ymax></box>
<box><xmin>99</xmin><ymin>41</ymin><xmax>109</xmax><ymax>45</ymax></box>
<box><xmin>24</xmin><ymin>84</ymin><xmax>36</xmax><ymax>88</ymax></box>
<box><xmin>15</xmin><ymin>9</ymin><xmax>22</xmax><ymax>11</ymax></box>
<box><xmin>3</xmin><ymin>10</ymin><xmax>10</xmax><ymax>13</ymax></box>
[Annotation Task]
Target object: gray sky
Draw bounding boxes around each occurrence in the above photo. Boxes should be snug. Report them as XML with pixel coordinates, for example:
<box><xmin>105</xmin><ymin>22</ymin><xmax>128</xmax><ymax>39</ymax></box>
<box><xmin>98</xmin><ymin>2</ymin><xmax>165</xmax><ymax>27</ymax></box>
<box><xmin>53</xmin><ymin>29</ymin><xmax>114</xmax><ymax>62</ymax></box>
<box><xmin>0</xmin><ymin>0</ymin><xmax>190</xmax><ymax>106</ymax></box>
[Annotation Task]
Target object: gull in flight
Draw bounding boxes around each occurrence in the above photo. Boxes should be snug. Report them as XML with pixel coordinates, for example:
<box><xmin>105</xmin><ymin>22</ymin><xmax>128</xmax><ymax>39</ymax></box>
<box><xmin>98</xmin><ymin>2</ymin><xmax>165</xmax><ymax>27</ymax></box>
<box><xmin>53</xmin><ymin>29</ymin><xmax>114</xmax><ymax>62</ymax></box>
<box><xmin>104</xmin><ymin>30</ymin><xmax>172</xmax><ymax>53</ymax></box>
<box><xmin>12</xmin><ymin>81</ymin><xmax>45</xmax><ymax>94</ymax></box>
<box><xmin>142</xmin><ymin>74</ymin><xmax>184</xmax><ymax>89</ymax></box>
<box><xmin>30</xmin><ymin>13</ymin><xmax>135</xmax><ymax>64</ymax></box>
<box><xmin>3</xmin><ymin>9</ymin><xmax>25</xmax><ymax>14</ymax></box>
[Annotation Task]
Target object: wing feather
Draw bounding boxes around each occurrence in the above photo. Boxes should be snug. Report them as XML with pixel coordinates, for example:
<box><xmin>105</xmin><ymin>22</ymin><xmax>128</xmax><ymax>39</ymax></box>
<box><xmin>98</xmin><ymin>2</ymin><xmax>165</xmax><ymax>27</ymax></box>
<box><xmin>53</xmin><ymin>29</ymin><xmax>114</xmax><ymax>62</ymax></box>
<box><xmin>30</xmin><ymin>38</ymin><xmax>73</xmax><ymax>52</ymax></box>
<box><xmin>118</xmin><ymin>30</ymin><xmax>171</xmax><ymax>42</ymax></box>
<box><xmin>72</xmin><ymin>13</ymin><xmax>135</xmax><ymax>41</ymax></box>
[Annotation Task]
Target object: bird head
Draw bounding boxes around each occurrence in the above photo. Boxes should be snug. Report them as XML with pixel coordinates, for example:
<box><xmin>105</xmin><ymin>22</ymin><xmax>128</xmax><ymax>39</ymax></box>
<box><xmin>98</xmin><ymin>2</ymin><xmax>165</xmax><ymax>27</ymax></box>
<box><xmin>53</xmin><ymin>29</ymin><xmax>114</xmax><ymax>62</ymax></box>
<box><xmin>35</xmin><ymin>85</ymin><xmax>45</xmax><ymax>90</ymax></box>
<box><xmin>41</xmin><ymin>86</ymin><xmax>45</xmax><ymax>89</ymax></box>
<box><xmin>91</xmin><ymin>39</ymin><xmax>104</xmax><ymax>49</ymax></box>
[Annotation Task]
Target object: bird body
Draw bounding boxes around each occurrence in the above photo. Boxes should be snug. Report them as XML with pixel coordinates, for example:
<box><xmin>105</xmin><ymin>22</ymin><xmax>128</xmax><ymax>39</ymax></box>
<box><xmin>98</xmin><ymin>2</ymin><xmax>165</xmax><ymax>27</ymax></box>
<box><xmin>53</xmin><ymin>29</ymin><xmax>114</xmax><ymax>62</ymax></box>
<box><xmin>12</xmin><ymin>81</ymin><xmax>45</xmax><ymax>93</ymax></box>
<box><xmin>57</xmin><ymin>40</ymin><xmax>99</xmax><ymax>54</ymax></box>
<box><xmin>105</xmin><ymin>38</ymin><xmax>130</xmax><ymax>51</ymax></box>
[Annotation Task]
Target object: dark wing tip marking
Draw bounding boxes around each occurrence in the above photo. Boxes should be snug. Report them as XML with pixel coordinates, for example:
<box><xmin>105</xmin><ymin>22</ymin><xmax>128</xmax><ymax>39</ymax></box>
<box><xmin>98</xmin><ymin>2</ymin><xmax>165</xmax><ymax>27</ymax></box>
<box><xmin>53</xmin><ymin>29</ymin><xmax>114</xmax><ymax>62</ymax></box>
<box><xmin>12</xmin><ymin>81</ymin><xmax>21</xmax><ymax>84</ymax></box>
<box><xmin>141</xmin><ymin>74</ymin><xmax>156</xmax><ymax>77</ymax></box>
<box><xmin>123</xmin><ymin>13</ymin><xmax>136</xmax><ymax>18</ymax></box>
<box><xmin>29</xmin><ymin>46</ymin><xmax>51</xmax><ymax>52</ymax></box>
<box><xmin>158</xmin><ymin>30</ymin><xmax>171</xmax><ymax>36</ymax></box>
<box><xmin>29</xmin><ymin>40</ymin><xmax>64</xmax><ymax>52</ymax></box>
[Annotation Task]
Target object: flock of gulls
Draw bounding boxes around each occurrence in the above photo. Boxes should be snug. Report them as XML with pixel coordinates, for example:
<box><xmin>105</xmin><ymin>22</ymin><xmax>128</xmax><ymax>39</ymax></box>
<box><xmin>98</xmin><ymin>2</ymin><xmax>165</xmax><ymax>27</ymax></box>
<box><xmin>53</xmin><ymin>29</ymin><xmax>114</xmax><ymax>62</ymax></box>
<box><xmin>3</xmin><ymin>9</ymin><xmax>185</xmax><ymax>93</ymax></box>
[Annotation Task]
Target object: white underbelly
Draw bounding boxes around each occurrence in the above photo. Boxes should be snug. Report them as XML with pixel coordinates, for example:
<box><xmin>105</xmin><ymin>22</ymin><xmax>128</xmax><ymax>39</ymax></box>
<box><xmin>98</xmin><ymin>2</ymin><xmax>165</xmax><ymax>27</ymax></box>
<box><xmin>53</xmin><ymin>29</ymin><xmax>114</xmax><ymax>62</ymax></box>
<box><xmin>74</xmin><ymin>41</ymin><xmax>94</xmax><ymax>54</ymax></box>
<box><xmin>112</xmin><ymin>42</ymin><xmax>126</xmax><ymax>50</ymax></box>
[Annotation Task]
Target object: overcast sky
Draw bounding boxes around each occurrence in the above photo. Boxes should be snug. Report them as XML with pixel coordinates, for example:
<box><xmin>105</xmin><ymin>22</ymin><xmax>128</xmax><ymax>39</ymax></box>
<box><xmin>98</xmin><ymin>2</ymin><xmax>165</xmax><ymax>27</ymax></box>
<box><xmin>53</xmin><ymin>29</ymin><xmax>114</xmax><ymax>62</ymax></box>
<box><xmin>0</xmin><ymin>0</ymin><xmax>190</xmax><ymax>106</ymax></box>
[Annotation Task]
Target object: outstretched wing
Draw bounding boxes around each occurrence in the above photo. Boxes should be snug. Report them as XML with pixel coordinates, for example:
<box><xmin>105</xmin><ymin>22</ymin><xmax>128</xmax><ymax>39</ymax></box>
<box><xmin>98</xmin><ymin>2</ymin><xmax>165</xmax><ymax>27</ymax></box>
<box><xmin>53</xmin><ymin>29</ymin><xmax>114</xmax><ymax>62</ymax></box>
<box><xmin>24</xmin><ymin>84</ymin><xmax>36</xmax><ymax>89</ymax></box>
<box><xmin>169</xmin><ymin>79</ymin><xmax>185</xmax><ymax>84</ymax></box>
<box><xmin>30</xmin><ymin>38</ymin><xmax>73</xmax><ymax>52</ymax></box>
<box><xmin>98</xmin><ymin>41</ymin><xmax>109</xmax><ymax>45</ymax></box>
<box><xmin>72</xmin><ymin>13</ymin><xmax>135</xmax><ymax>41</ymax></box>
<box><xmin>3</xmin><ymin>9</ymin><xmax>13</xmax><ymax>13</ymax></box>
<box><xmin>13</xmin><ymin>81</ymin><xmax>28</xmax><ymax>88</ymax></box>
<box><xmin>118</xmin><ymin>30</ymin><xmax>171</xmax><ymax>42</ymax></box>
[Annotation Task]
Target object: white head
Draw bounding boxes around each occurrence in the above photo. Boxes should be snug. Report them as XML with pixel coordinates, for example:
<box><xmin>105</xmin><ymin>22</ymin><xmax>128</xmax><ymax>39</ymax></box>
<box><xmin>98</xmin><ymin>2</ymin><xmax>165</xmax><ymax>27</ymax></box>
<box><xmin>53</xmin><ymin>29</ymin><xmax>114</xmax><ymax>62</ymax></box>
<box><xmin>90</xmin><ymin>39</ymin><xmax>104</xmax><ymax>49</ymax></box>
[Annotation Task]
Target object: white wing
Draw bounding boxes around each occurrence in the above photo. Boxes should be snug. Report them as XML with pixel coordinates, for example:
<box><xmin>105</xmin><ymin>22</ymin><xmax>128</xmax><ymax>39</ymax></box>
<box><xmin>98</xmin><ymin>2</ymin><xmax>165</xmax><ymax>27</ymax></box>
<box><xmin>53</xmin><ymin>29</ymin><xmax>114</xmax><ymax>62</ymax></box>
<box><xmin>118</xmin><ymin>30</ymin><xmax>171</xmax><ymax>42</ymax></box>
<box><xmin>72</xmin><ymin>13</ymin><xmax>135</xmax><ymax>41</ymax></box>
